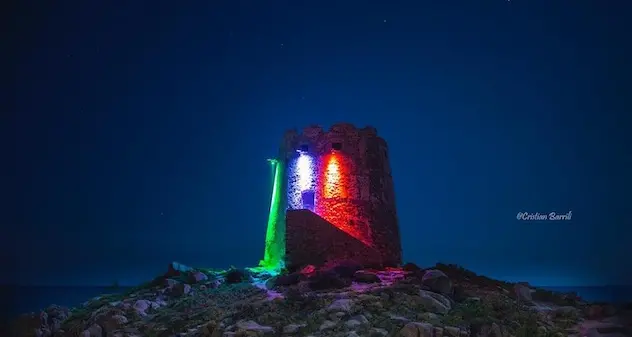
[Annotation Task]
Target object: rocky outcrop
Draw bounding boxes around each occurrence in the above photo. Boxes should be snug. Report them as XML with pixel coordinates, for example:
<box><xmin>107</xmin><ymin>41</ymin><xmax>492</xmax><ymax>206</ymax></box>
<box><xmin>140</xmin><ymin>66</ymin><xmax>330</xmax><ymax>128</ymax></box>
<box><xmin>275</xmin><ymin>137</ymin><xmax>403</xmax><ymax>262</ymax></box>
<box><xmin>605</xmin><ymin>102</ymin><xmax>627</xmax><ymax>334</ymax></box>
<box><xmin>8</xmin><ymin>262</ymin><xmax>632</xmax><ymax>337</ymax></box>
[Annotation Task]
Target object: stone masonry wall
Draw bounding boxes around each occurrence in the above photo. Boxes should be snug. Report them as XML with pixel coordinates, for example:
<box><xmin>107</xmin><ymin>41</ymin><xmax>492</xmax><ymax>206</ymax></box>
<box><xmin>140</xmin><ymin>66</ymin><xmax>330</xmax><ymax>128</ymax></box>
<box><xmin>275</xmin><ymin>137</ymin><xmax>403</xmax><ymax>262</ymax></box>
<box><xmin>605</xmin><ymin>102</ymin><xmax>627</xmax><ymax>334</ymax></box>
<box><xmin>282</xmin><ymin>123</ymin><xmax>402</xmax><ymax>268</ymax></box>
<box><xmin>284</xmin><ymin>209</ymin><xmax>384</xmax><ymax>269</ymax></box>
<box><xmin>364</xmin><ymin>135</ymin><xmax>402</xmax><ymax>266</ymax></box>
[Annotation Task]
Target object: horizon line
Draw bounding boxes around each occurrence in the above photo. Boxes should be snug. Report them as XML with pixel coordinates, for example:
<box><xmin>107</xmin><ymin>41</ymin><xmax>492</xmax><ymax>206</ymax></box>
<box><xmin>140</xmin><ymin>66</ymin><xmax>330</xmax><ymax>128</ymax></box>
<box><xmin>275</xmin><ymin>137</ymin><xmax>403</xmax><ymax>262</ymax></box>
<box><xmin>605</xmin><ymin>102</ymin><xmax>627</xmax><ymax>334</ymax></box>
<box><xmin>2</xmin><ymin>283</ymin><xmax>632</xmax><ymax>288</ymax></box>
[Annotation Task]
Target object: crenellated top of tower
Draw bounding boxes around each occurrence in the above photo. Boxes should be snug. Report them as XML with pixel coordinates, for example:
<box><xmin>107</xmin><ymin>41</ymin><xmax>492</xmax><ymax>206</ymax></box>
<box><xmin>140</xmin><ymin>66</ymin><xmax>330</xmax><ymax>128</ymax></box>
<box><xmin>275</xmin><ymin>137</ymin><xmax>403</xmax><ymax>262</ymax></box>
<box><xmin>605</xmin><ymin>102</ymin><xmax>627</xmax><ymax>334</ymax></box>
<box><xmin>285</xmin><ymin>123</ymin><xmax>379</xmax><ymax>137</ymax></box>
<box><xmin>282</xmin><ymin>123</ymin><xmax>386</xmax><ymax>156</ymax></box>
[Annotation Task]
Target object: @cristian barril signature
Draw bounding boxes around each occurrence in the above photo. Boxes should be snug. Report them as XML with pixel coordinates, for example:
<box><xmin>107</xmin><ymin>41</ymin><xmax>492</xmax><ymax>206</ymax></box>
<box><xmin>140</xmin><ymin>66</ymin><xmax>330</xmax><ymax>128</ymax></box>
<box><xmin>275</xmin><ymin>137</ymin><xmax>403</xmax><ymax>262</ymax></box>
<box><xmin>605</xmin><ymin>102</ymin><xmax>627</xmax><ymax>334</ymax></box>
<box><xmin>516</xmin><ymin>211</ymin><xmax>572</xmax><ymax>221</ymax></box>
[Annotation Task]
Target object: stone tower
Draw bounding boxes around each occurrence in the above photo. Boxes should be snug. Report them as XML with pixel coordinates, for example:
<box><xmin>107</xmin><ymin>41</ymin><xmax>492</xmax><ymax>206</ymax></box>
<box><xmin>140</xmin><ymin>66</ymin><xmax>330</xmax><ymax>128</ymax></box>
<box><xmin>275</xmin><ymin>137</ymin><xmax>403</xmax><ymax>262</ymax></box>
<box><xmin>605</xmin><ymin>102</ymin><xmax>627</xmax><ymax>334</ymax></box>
<box><xmin>274</xmin><ymin>123</ymin><xmax>402</xmax><ymax>269</ymax></box>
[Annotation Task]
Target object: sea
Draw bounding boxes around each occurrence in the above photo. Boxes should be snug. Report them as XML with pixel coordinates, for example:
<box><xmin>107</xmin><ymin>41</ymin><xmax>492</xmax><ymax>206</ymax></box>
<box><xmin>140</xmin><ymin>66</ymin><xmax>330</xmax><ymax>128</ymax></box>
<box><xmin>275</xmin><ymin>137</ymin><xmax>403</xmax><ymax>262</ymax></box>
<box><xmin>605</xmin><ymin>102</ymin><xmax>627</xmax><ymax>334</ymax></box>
<box><xmin>2</xmin><ymin>285</ymin><xmax>632</xmax><ymax>329</ymax></box>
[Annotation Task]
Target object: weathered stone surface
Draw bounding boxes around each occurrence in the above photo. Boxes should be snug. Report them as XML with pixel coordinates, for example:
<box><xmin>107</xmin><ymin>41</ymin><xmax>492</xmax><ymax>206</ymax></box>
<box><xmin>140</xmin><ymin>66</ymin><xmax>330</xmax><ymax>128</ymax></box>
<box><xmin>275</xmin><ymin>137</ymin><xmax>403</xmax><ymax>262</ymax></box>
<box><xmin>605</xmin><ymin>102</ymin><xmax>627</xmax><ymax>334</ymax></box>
<box><xmin>282</xmin><ymin>123</ymin><xmax>402</xmax><ymax>268</ymax></box>
<box><xmin>416</xmin><ymin>290</ymin><xmax>452</xmax><ymax>314</ymax></box>
<box><xmin>399</xmin><ymin>322</ymin><xmax>434</xmax><ymax>337</ymax></box>
<box><xmin>514</xmin><ymin>282</ymin><xmax>533</xmax><ymax>303</ymax></box>
<box><xmin>354</xmin><ymin>270</ymin><xmax>381</xmax><ymax>283</ymax></box>
<box><xmin>421</xmin><ymin>269</ymin><xmax>453</xmax><ymax>295</ymax></box>
<box><xmin>285</xmin><ymin>209</ymin><xmax>384</xmax><ymax>269</ymax></box>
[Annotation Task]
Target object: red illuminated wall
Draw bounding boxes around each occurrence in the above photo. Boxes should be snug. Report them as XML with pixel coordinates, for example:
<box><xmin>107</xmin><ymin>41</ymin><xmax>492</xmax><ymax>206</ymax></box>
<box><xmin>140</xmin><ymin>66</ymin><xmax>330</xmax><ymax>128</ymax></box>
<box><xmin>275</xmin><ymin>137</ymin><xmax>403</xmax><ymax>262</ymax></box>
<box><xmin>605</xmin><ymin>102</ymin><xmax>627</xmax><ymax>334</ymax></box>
<box><xmin>315</xmin><ymin>152</ymin><xmax>373</xmax><ymax>246</ymax></box>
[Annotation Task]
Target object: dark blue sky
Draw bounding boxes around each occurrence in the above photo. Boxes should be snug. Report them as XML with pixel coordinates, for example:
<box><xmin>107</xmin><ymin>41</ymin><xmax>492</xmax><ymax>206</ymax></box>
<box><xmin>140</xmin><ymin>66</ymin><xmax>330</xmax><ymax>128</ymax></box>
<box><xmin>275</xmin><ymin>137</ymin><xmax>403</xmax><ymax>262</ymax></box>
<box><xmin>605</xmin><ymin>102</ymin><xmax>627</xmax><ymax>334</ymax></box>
<box><xmin>6</xmin><ymin>0</ymin><xmax>631</xmax><ymax>286</ymax></box>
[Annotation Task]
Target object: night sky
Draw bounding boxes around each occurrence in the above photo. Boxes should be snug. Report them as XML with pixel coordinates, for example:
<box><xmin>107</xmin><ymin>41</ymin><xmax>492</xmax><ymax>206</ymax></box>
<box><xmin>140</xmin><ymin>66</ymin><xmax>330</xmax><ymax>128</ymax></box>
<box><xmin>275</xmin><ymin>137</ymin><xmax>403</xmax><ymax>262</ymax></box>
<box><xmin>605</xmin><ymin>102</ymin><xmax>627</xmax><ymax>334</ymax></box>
<box><xmin>6</xmin><ymin>1</ymin><xmax>631</xmax><ymax>287</ymax></box>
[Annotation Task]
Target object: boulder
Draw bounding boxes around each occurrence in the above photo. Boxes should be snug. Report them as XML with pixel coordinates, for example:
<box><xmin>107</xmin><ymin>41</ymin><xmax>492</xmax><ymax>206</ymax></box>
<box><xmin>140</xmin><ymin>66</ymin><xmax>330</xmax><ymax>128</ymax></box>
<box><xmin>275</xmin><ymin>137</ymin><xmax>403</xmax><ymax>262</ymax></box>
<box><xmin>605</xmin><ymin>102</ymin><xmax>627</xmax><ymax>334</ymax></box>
<box><xmin>326</xmin><ymin>299</ymin><xmax>354</xmax><ymax>313</ymax></box>
<box><xmin>234</xmin><ymin>320</ymin><xmax>275</xmax><ymax>335</ymax></box>
<box><xmin>168</xmin><ymin>283</ymin><xmax>191</xmax><ymax>297</ymax></box>
<box><xmin>421</xmin><ymin>269</ymin><xmax>453</xmax><ymax>295</ymax></box>
<box><xmin>188</xmin><ymin>271</ymin><xmax>208</xmax><ymax>284</ymax></box>
<box><xmin>402</xmin><ymin>262</ymin><xmax>422</xmax><ymax>272</ymax></box>
<box><xmin>308</xmin><ymin>270</ymin><xmax>351</xmax><ymax>290</ymax></box>
<box><xmin>225</xmin><ymin>268</ymin><xmax>248</xmax><ymax>284</ymax></box>
<box><xmin>416</xmin><ymin>289</ymin><xmax>452</xmax><ymax>314</ymax></box>
<box><xmin>353</xmin><ymin>270</ymin><xmax>381</xmax><ymax>283</ymax></box>
<box><xmin>330</xmin><ymin>260</ymin><xmax>364</xmax><ymax>278</ymax></box>
<box><xmin>271</xmin><ymin>272</ymin><xmax>304</xmax><ymax>287</ymax></box>
<box><xmin>399</xmin><ymin>322</ymin><xmax>434</xmax><ymax>337</ymax></box>
<box><xmin>166</xmin><ymin>261</ymin><xmax>193</xmax><ymax>277</ymax></box>
<box><xmin>513</xmin><ymin>283</ymin><xmax>533</xmax><ymax>303</ymax></box>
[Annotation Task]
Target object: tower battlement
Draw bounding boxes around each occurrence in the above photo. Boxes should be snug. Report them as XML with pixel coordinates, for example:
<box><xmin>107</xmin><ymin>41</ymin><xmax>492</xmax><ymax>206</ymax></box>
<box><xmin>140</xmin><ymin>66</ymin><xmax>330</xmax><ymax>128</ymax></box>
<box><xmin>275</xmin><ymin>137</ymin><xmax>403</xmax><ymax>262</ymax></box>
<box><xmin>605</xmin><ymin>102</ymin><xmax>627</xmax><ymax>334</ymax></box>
<box><xmin>261</xmin><ymin>123</ymin><xmax>402</xmax><ymax>270</ymax></box>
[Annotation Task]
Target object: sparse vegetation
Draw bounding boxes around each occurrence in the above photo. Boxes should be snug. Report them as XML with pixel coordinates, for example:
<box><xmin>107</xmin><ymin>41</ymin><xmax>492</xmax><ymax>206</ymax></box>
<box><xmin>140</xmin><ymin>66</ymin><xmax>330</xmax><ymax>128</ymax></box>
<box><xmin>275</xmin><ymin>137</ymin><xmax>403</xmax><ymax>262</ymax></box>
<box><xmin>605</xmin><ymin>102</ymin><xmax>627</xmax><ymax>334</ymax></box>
<box><xmin>9</xmin><ymin>262</ymin><xmax>630</xmax><ymax>337</ymax></box>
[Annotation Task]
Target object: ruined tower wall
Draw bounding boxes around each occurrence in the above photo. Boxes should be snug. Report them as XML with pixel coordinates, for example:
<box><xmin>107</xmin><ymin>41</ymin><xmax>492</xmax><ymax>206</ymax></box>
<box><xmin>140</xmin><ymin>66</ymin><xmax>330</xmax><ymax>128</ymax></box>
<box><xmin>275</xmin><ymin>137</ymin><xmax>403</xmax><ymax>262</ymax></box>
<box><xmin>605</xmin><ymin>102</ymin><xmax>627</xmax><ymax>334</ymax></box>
<box><xmin>285</xmin><ymin>209</ymin><xmax>383</xmax><ymax>269</ymax></box>
<box><xmin>282</xmin><ymin>123</ymin><xmax>402</xmax><ymax>267</ymax></box>
<box><xmin>364</xmin><ymin>134</ymin><xmax>402</xmax><ymax>266</ymax></box>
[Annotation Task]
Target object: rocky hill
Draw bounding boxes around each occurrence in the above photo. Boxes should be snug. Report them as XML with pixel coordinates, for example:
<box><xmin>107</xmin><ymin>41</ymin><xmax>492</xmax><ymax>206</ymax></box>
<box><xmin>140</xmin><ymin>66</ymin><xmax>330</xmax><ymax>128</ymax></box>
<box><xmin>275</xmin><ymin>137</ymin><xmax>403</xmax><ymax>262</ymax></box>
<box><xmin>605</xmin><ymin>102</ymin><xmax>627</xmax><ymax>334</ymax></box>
<box><xmin>8</xmin><ymin>262</ymin><xmax>632</xmax><ymax>337</ymax></box>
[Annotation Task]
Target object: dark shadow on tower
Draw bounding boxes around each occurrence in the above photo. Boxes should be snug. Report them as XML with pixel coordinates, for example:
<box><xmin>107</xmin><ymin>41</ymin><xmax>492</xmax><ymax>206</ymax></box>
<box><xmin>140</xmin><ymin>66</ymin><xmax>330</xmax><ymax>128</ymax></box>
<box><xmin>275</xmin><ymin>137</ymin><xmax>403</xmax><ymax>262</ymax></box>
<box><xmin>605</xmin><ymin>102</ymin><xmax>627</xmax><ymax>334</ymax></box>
<box><xmin>285</xmin><ymin>209</ymin><xmax>383</xmax><ymax>269</ymax></box>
